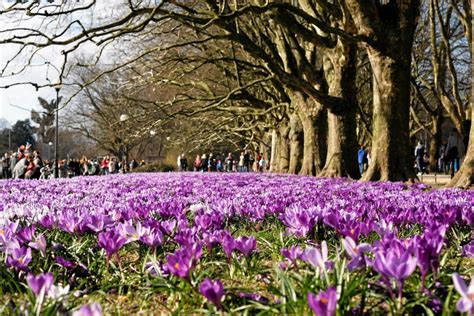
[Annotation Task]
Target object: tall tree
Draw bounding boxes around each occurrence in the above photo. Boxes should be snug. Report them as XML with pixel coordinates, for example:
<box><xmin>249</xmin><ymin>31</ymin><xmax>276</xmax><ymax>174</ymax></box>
<box><xmin>31</xmin><ymin>97</ymin><xmax>59</xmax><ymax>145</ymax></box>
<box><xmin>346</xmin><ymin>0</ymin><xmax>421</xmax><ymax>181</ymax></box>
<box><xmin>10</xmin><ymin>119</ymin><xmax>36</xmax><ymax>149</ymax></box>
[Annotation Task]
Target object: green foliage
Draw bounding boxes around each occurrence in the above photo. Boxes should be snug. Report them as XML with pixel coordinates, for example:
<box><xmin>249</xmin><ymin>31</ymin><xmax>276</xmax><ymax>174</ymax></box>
<box><xmin>1</xmin><ymin>224</ymin><xmax>471</xmax><ymax>314</ymax></box>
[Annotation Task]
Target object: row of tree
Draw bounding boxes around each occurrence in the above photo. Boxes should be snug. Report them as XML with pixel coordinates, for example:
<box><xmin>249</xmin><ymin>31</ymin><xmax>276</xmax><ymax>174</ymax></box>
<box><xmin>0</xmin><ymin>0</ymin><xmax>471</xmax><ymax>186</ymax></box>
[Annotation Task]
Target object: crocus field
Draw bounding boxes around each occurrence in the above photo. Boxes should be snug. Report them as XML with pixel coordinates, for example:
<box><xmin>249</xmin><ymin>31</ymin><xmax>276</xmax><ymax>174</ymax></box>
<box><xmin>0</xmin><ymin>173</ymin><xmax>473</xmax><ymax>315</ymax></box>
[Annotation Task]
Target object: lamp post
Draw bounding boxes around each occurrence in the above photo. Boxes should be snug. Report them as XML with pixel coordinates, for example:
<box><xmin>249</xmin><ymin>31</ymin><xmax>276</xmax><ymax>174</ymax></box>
<box><xmin>119</xmin><ymin>114</ymin><xmax>129</xmax><ymax>172</ymax></box>
<box><xmin>48</xmin><ymin>142</ymin><xmax>53</xmax><ymax>161</ymax></box>
<box><xmin>53</xmin><ymin>78</ymin><xmax>62</xmax><ymax>178</ymax></box>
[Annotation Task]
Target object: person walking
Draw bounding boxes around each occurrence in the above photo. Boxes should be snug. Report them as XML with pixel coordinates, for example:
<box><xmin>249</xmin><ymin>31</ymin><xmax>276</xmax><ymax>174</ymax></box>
<box><xmin>258</xmin><ymin>154</ymin><xmax>266</xmax><ymax>172</ymax></box>
<box><xmin>10</xmin><ymin>152</ymin><xmax>17</xmax><ymax>179</ymax></box>
<box><xmin>446</xmin><ymin>129</ymin><xmax>465</xmax><ymax>178</ymax></box>
<box><xmin>108</xmin><ymin>157</ymin><xmax>116</xmax><ymax>174</ymax></box>
<box><xmin>180</xmin><ymin>154</ymin><xmax>188</xmax><ymax>171</ymax></box>
<box><xmin>101</xmin><ymin>156</ymin><xmax>109</xmax><ymax>175</ymax></box>
<box><xmin>176</xmin><ymin>154</ymin><xmax>181</xmax><ymax>171</ymax></box>
<box><xmin>238</xmin><ymin>152</ymin><xmax>245</xmax><ymax>172</ymax></box>
<box><xmin>225</xmin><ymin>153</ymin><xmax>233</xmax><ymax>172</ymax></box>
<box><xmin>357</xmin><ymin>145</ymin><xmax>367</xmax><ymax>176</ymax></box>
<box><xmin>24</xmin><ymin>154</ymin><xmax>36</xmax><ymax>179</ymax></box>
<box><xmin>1</xmin><ymin>153</ymin><xmax>10</xmax><ymax>179</ymax></box>
<box><xmin>31</xmin><ymin>151</ymin><xmax>43</xmax><ymax>179</ymax></box>
<box><xmin>208</xmin><ymin>153</ymin><xmax>216</xmax><ymax>172</ymax></box>
<box><xmin>194</xmin><ymin>154</ymin><xmax>202</xmax><ymax>171</ymax></box>
<box><xmin>243</xmin><ymin>150</ymin><xmax>250</xmax><ymax>172</ymax></box>
<box><xmin>201</xmin><ymin>154</ymin><xmax>208</xmax><ymax>172</ymax></box>
<box><xmin>13</xmin><ymin>154</ymin><xmax>27</xmax><ymax>179</ymax></box>
<box><xmin>414</xmin><ymin>141</ymin><xmax>425</xmax><ymax>175</ymax></box>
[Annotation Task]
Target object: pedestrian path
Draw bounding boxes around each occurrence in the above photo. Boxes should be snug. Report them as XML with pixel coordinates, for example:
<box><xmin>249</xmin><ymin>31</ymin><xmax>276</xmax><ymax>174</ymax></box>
<box><xmin>418</xmin><ymin>174</ymin><xmax>451</xmax><ymax>186</ymax></box>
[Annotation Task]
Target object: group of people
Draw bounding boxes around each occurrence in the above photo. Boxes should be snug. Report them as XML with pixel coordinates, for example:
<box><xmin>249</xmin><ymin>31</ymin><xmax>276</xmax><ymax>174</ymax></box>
<box><xmin>2</xmin><ymin>128</ymin><xmax>467</xmax><ymax>180</ymax></box>
<box><xmin>411</xmin><ymin>128</ymin><xmax>466</xmax><ymax>177</ymax></box>
<box><xmin>178</xmin><ymin>150</ymin><xmax>268</xmax><ymax>173</ymax></box>
<box><xmin>0</xmin><ymin>144</ymin><xmax>146</xmax><ymax>180</ymax></box>
<box><xmin>0</xmin><ymin>145</ymin><xmax>47</xmax><ymax>180</ymax></box>
<box><xmin>356</xmin><ymin>127</ymin><xmax>467</xmax><ymax>178</ymax></box>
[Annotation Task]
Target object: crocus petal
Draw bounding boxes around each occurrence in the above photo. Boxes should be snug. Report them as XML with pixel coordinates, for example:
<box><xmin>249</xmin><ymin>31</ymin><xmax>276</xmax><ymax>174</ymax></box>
<box><xmin>452</xmin><ymin>273</ymin><xmax>468</xmax><ymax>296</ymax></box>
<box><xmin>456</xmin><ymin>297</ymin><xmax>472</xmax><ymax>312</ymax></box>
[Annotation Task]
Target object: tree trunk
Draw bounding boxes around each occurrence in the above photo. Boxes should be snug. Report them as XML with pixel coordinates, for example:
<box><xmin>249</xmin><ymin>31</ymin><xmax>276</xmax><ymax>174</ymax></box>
<box><xmin>290</xmin><ymin>91</ymin><xmax>325</xmax><ymax>176</ymax></box>
<box><xmin>278</xmin><ymin>124</ymin><xmax>290</xmax><ymax>173</ymax></box>
<box><xmin>346</xmin><ymin>0</ymin><xmax>420</xmax><ymax>182</ymax></box>
<box><xmin>447</xmin><ymin>106</ymin><xmax>473</xmax><ymax>188</ymax></box>
<box><xmin>362</xmin><ymin>51</ymin><xmax>416</xmax><ymax>181</ymax></box>
<box><xmin>320</xmin><ymin>109</ymin><xmax>359</xmax><ymax>178</ymax></box>
<box><xmin>288</xmin><ymin>113</ymin><xmax>303</xmax><ymax>174</ymax></box>
<box><xmin>298</xmin><ymin>109</ymin><xmax>325</xmax><ymax>176</ymax></box>
<box><xmin>429</xmin><ymin>114</ymin><xmax>442</xmax><ymax>172</ymax></box>
<box><xmin>319</xmin><ymin>42</ymin><xmax>359</xmax><ymax>179</ymax></box>
<box><xmin>269</xmin><ymin>129</ymin><xmax>280</xmax><ymax>173</ymax></box>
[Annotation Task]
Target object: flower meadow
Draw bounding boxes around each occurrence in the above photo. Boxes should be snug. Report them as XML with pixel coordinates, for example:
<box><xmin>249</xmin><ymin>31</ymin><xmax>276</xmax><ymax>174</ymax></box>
<box><xmin>0</xmin><ymin>173</ymin><xmax>473</xmax><ymax>315</ymax></box>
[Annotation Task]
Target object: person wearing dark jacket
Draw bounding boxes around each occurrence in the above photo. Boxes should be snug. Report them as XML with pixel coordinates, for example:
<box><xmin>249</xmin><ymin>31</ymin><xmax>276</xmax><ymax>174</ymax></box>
<box><xmin>357</xmin><ymin>145</ymin><xmax>367</xmax><ymax>175</ymax></box>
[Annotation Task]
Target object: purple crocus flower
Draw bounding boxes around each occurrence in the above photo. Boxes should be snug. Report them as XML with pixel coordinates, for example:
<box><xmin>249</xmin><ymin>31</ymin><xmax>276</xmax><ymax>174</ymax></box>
<box><xmin>117</xmin><ymin>221</ymin><xmax>149</xmax><ymax>244</ymax></box>
<box><xmin>280</xmin><ymin>206</ymin><xmax>318</xmax><ymax>237</ymax></box>
<box><xmin>72</xmin><ymin>302</ymin><xmax>103</xmax><ymax>316</ymax></box>
<box><xmin>97</xmin><ymin>230</ymin><xmax>127</xmax><ymax>261</ymax></box>
<box><xmin>27</xmin><ymin>272</ymin><xmax>54</xmax><ymax>296</ymax></box>
<box><xmin>281</xmin><ymin>245</ymin><xmax>303</xmax><ymax>266</ymax></box>
<box><xmin>238</xmin><ymin>292</ymin><xmax>270</xmax><ymax>304</ymax></box>
<box><xmin>174</xmin><ymin>228</ymin><xmax>200</xmax><ymax>247</ymax></box>
<box><xmin>17</xmin><ymin>225</ymin><xmax>36</xmax><ymax>243</ymax></box>
<box><xmin>220</xmin><ymin>232</ymin><xmax>236</xmax><ymax>260</ymax></box>
<box><xmin>342</xmin><ymin>237</ymin><xmax>371</xmax><ymax>271</ymax></box>
<box><xmin>462</xmin><ymin>241</ymin><xmax>474</xmax><ymax>258</ymax></box>
<box><xmin>194</xmin><ymin>213</ymin><xmax>214</xmax><ymax>231</ymax></box>
<box><xmin>307</xmin><ymin>287</ymin><xmax>337</xmax><ymax>316</ymax></box>
<box><xmin>29</xmin><ymin>234</ymin><xmax>47</xmax><ymax>257</ymax></box>
<box><xmin>199</xmin><ymin>277</ymin><xmax>224</xmax><ymax>310</ymax></box>
<box><xmin>159</xmin><ymin>220</ymin><xmax>176</xmax><ymax>236</ymax></box>
<box><xmin>6</xmin><ymin>246</ymin><xmax>32</xmax><ymax>271</ymax></box>
<box><xmin>166</xmin><ymin>244</ymin><xmax>203</xmax><ymax>281</ymax></box>
<box><xmin>56</xmin><ymin>256</ymin><xmax>76</xmax><ymax>268</ymax></box>
<box><xmin>86</xmin><ymin>214</ymin><xmax>114</xmax><ymax>233</ymax></box>
<box><xmin>372</xmin><ymin>248</ymin><xmax>417</xmax><ymax>284</ymax></box>
<box><xmin>0</xmin><ymin>220</ymin><xmax>19</xmax><ymax>244</ymax></box>
<box><xmin>413</xmin><ymin>226</ymin><xmax>445</xmax><ymax>286</ymax></box>
<box><xmin>235</xmin><ymin>236</ymin><xmax>256</xmax><ymax>257</ymax></box>
<box><xmin>202</xmin><ymin>231</ymin><xmax>221</xmax><ymax>253</ymax></box>
<box><xmin>139</xmin><ymin>228</ymin><xmax>163</xmax><ymax>249</ymax></box>
<box><xmin>303</xmin><ymin>241</ymin><xmax>333</xmax><ymax>272</ymax></box>
<box><xmin>452</xmin><ymin>273</ymin><xmax>474</xmax><ymax>314</ymax></box>
<box><xmin>165</xmin><ymin>252</ymin><xmax>190</xmax><ymax>280</ymax></box>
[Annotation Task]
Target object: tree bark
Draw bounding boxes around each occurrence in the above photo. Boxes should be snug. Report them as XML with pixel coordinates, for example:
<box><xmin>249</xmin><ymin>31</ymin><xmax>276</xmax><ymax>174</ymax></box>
<box><xmin>429</xmin><ymin>114</ymin><xmax>442</xmax><ymax>172</ymax></box>
<box><xmin>298</xmin><ymin>108</ymin><xmax>325</xmax><ymax>176</ymax></box>
<box><xmin>269</xmin><ymin>129</ymin><xmax>280</xmax><ymax>173</ymax></box>
<box><xmin>362</xmin><ymin>50</ymin><xmax>416</xmax><ymax>181</ymax></box>
<box><xmin>319</xmin><ymin>41</ymin><xmax>359</xmax><ymax>179</ymax></box>
<box><xmin>278</xmin><ymin>123</ymin><xmax>290</xmax><ymax>173</ymax></box>
<box><xmin>447</xmin><ymin>106</ymin><xmax>473</xmax><ymax>188</ymax></box>
<box><xmin>288</xmin><ymin>113</ymin><xmax>303</xmax><ymax>174</ymax></box>
<box><xmin>320</xmin><ymin>109</ymin><xmax>359</xmax><ymax>178</ymax></box>
<box><xmin>346</xmin><ymin>0</ymin><xmax>421</xmax><ymax>181</ymax></box>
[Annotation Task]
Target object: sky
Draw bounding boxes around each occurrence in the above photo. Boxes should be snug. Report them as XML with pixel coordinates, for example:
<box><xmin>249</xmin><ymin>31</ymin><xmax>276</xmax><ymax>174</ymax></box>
<box><xmin>0</xmin><ymin>2</ymin><xmax>63</xmax><ymax>125</ymax></box>
<box><xmin>0</xmin><ymin>82</ymin><xmax>57</xmax><ymax>125</ymax></box>
<box><xmin>0</xmin><ymin>0</ymin><xmax>119</xmax><ymax>126</ymax></box>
